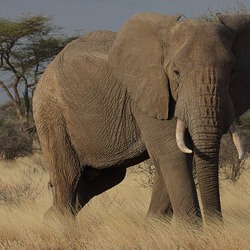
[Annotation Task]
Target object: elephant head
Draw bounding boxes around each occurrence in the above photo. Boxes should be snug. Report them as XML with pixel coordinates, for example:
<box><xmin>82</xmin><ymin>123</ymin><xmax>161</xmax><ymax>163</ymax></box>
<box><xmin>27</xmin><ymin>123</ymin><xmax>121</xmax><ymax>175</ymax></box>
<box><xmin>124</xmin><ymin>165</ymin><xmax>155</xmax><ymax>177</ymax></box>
<box><xmin>109</xmin><ymin>13</ymin><xmax>250</xmax><ymax>220</ymax></box>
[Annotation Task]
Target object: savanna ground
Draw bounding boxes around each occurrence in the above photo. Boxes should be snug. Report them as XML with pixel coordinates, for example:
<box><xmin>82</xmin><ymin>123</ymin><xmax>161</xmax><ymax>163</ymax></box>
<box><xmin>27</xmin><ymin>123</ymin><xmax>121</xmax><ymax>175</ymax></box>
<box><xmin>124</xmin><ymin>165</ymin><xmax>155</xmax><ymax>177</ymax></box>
<box><xmin>0</xmin><ymin>154</ymin><xmax>250</xmax><ymax>249</ymax></box>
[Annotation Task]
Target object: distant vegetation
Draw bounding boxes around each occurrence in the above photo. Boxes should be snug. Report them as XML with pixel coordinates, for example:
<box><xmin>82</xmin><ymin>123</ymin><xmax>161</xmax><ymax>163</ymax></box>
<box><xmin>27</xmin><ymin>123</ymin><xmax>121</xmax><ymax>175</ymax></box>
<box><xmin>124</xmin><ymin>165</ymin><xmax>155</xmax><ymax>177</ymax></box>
<box><xmin>197</xmin><ymin>0</ymin><xmax>248</xmax><ymax>21</ymax></box>
<box><xmin>0</xmin><ymin>102</ymin><xmax>32</xmax><ymax>160</ymax></box>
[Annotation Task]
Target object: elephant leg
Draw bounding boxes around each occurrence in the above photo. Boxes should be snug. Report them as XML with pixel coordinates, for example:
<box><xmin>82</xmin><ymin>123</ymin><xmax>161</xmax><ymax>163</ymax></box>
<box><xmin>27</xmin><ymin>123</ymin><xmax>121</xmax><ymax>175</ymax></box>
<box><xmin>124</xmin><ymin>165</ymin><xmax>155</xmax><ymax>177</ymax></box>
<box><xmin>44</xmin><ymin>155</ymin><xmax>81</xmax><ymax>218</ymax></box>
<box><xmin>73</xmin><ymin>167</ymin><xmax>127</xmax><ymax>213</ymax></box>
<box><xmin>147</xmin><ymin>167</ymin><xmax>173</xmax><ymax>219</ymax></box>
<box><xmin>158</xmin><ymin>149</ymin><xmax>201</xmax><ymax>223</ymax></box>
<box><xmin>137</xmin><ymin>116</ymin><xmax>201</xmax><ymax>223</ymax></box>
<box><xmin>37</xmin><ymin>116</ymin><xmax>82</xmax><ymax>218</ymax></box>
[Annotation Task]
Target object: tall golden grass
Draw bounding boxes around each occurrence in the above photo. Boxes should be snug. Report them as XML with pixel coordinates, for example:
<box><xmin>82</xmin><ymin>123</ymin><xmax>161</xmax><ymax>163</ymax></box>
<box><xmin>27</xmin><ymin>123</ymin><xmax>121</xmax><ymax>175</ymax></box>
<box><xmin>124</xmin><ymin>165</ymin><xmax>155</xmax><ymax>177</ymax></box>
<box><xmin>0</xmin><ymin>154</ymin><xmax>250</xmax><ymax>249</ymax></box>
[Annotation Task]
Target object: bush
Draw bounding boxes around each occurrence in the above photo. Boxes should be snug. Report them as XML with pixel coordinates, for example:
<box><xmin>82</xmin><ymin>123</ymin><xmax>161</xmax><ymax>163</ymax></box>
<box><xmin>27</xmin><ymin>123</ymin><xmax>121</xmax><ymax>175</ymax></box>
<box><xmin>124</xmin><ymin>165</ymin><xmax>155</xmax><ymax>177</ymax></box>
<box><xmin>132</xmin><ymin>160</ymin><xmax>155</xmax><ymax>188</ymax></box>
<box><xmin>219</xmin><ymin>111</ymin><xmax>250</xmax><ymax>181</ymax></box>
<box><xmin>219</xmin><ymin>132</ymin><xmax>249</xmax><ymax>181</ymax></box>
<box><xmin>0</xmin><ymin>181</ymin><xmax>41</xmax><ymax>205</ymax></box>
<box><xmin>238</xmin><ymin>110</ymin><xmax>250</xmax><ymax>137</ymax></box>
<box><xmin>0</xmin><ymin>113</ymin><xmax>33</xmax><ymax>160</ymax></box>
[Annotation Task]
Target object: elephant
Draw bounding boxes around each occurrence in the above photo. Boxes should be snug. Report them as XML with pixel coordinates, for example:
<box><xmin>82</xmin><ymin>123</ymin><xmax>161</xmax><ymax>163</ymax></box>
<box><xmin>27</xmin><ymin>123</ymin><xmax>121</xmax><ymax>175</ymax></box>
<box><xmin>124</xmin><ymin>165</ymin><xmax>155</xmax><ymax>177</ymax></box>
<box><xmin>33</xmin><ymin>12</ymin><xmax>250</xmax><ymax>224</ymax></box>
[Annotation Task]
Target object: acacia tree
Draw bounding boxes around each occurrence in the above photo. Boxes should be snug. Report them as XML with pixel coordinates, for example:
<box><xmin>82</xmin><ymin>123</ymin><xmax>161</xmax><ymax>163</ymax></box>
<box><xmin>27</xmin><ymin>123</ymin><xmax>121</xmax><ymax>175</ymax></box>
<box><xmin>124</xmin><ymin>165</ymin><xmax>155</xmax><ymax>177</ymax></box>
<box><xmin>0</xmin><ymin>14</ymin><xmax>78</xmax><ymax>129</ymax></box>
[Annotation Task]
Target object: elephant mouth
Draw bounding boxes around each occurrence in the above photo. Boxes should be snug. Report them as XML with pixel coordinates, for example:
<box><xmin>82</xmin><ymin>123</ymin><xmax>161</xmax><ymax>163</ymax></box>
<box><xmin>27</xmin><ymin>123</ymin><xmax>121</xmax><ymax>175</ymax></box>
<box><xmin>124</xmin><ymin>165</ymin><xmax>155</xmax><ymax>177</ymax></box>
<box><xmin>175</xmin><ymin>118</ymin><xmax>244</xmax><ymax>160</ymax></box>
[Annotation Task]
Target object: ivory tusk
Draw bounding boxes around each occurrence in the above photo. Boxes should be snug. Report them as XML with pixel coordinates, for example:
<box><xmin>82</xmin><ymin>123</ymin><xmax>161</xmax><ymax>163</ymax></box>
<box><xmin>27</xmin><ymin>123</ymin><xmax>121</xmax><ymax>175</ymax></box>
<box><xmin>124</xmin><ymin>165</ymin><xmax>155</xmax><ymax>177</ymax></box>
<box><xmin>229</xmin><ymin>123</ymin><xmax>244</xmax><ymax>160</ymax></box>
<box><xmin>176</xmin><ymin>119</ymin><xmax>192</xmax><ymax>154</ymax></box>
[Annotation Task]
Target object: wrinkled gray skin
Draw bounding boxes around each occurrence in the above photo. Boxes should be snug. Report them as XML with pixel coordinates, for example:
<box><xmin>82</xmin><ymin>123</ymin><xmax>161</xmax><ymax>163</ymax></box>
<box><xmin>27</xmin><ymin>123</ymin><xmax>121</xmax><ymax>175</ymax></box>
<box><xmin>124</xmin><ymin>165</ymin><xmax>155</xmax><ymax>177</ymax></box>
<box><xmin>33</xmin><ymin>13</ymin><xmax>250</xmax><ymax>224</ymax></box>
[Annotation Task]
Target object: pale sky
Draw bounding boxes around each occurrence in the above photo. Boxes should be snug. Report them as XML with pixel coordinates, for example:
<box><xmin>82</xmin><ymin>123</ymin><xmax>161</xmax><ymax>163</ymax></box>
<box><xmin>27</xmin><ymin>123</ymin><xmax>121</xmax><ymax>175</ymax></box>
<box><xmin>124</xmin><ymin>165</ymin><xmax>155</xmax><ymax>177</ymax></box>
<box><xmin>1</xmin><ymin>0</ymin><xmax>250</xmax><ymax>35</ymax></box>
<box><xmin>0</xmin><ymin>0</ymin><xmax>250</xmax><ymax>103</ymax></box>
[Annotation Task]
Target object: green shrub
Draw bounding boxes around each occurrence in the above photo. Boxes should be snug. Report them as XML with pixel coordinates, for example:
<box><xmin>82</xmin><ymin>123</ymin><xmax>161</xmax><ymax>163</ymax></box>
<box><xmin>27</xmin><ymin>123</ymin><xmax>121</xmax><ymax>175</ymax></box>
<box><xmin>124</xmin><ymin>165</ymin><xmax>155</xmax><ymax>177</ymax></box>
<box><xmin>0</xmin><ymin>113</ymin><xmax>33</xmax><ymax>160</ymax></box>
<box><xmin>238</xmin><ymin>111</ymin><xmax>250</xmax><ymax>138</ymax></box>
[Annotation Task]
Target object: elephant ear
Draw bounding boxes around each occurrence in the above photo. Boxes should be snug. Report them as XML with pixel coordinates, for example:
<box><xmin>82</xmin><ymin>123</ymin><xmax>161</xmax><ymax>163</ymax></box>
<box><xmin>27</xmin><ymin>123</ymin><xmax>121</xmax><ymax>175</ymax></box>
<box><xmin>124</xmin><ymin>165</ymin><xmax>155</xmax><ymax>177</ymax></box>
<box><xmin>216</xmin><ymin>13</ymin><xmax>250</xmax><ymax>118</ymax></box>
<box><xmin>109</xmin><ymin>13</ymin><xmax>181</xmax><ymax>119</ymax></box>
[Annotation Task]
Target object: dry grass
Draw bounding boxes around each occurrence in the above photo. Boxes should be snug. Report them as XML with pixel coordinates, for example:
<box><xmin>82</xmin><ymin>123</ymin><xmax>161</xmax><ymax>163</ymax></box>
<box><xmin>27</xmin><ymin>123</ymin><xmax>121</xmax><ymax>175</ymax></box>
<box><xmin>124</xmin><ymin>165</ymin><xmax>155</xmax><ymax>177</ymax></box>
<box><xmin>0</xmin><ymin>155</ymin><xmax>250</xmax><ymax>249</ymax></box>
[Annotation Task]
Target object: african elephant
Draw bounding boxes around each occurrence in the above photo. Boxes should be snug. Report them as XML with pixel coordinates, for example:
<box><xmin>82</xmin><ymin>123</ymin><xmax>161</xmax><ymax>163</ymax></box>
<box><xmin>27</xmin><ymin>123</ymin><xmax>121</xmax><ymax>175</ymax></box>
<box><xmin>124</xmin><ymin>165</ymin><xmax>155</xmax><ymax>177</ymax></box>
<box><xmin>33</xmin><ymin>12</ymin><xmax>250</xmax><ymax>224</ymax></box>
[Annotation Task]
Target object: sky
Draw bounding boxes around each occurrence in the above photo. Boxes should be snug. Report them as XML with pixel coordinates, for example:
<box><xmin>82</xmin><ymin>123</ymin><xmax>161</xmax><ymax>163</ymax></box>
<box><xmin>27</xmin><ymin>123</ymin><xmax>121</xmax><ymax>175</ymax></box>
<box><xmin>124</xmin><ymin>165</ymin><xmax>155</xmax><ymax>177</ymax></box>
<box><xmin>0</xmin><ymin>0</ymin><xmax>250</xmax><ymax>104</ymax></box>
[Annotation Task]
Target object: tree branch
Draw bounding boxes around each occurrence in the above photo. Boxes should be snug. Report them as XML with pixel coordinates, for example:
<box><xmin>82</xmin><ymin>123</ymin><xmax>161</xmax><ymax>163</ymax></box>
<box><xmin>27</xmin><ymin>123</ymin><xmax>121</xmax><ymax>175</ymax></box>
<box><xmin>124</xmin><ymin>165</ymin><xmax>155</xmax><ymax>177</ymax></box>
<box><xmin>2</xmin><ymin>53</ymin><xmax>18</xmax><ymax>74</ymax></box>
<box><xmin>0</xmin><ymin>80</ymin><xmax>16</xmax><ymax>103</ymax></box>
<box><xmin>12</xmin><ymin>76</ymin><xmax>21</xmax><ymax>105</ymax></box>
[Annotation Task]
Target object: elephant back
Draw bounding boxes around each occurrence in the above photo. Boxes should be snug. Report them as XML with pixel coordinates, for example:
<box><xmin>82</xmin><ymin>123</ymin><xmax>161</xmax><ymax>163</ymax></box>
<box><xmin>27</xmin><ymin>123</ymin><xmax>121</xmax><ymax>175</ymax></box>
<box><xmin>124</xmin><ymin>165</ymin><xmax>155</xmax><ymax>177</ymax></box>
<box><xmin>65</xmin><ymin>30</ymin><xmax>117</xmax><ymax>56</ymax></box>
<box><xmin>36</xmin><ymin>30</ymin><xmax>118</xmax><ymax>110</ymax></box>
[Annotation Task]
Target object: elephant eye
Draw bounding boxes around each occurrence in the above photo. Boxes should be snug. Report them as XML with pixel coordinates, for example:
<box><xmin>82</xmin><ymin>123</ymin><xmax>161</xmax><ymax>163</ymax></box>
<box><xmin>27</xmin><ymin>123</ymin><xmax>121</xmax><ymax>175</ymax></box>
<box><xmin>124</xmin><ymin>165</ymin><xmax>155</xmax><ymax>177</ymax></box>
<box><xmin>173</xmin><ymin>68</ymin><xmax>180</xmax><ymax>77</ymax></box>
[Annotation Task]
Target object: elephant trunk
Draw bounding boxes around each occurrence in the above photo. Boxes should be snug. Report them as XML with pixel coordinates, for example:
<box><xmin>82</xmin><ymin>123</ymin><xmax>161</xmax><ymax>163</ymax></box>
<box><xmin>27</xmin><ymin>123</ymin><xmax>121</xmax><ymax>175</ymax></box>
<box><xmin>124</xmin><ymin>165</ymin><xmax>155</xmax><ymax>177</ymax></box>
<box><xmin>174</xmin><ymin>73</ymin><xmax>245</xmax><ymax>221</ymax></box>
<box><xmin>175</xmin><ymin>118</ymin><xmax>244</xmax><ymax>222</ymax></box>
<box><xmin>192</xmin><ymin>130</ymin><xmax>222</xmax><ymax>221</ymax></box>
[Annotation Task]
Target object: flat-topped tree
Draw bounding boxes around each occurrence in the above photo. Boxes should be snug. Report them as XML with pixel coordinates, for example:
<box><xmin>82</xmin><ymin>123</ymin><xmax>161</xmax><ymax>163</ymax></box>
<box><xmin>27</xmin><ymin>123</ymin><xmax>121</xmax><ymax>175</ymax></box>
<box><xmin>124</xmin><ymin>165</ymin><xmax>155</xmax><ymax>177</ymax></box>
<box><xmin>0</xmin><ymin>14</ymin><xmax>78</xmax><ymax>129</ymax></box>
